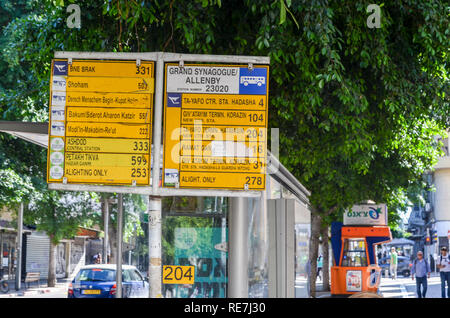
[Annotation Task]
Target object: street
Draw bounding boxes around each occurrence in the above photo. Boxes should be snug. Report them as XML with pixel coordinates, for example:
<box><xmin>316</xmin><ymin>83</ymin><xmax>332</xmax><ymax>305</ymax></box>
<box><xmin>0</xmin><ymin>274</ymin><xmax>447</xmax><ymax>298</ymax></box>
<box><xmin>379</xmin><ymin>273</ymin><xmax>444</xmax><ymax>298</ymax></box>
<box><xmin>294</xmin><ymin>272</ymin><xmax>447</xmax><ymax>298</ymax></box>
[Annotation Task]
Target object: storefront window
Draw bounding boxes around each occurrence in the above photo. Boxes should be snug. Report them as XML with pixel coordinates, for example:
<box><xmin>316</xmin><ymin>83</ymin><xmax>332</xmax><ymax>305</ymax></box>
<box><xmin>341</xmin><ymin>239</ymin><xmax>367</xmax><ymax>267</ymax></box>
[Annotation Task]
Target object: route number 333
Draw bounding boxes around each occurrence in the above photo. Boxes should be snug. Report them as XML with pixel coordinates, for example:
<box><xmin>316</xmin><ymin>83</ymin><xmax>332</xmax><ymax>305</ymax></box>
<box><xmin>162</xmin><ymin>265</ymin><xmax>195</xmax><ymax>285</ymax></box>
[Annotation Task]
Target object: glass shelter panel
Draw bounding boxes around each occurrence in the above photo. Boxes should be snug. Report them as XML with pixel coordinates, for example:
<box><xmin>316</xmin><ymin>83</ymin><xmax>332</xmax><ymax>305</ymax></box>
<box><xmin>248</xmin><ymin>197</ymin><xmax>269</xmax><ymax>297</ymax></box>
<box><xmin>295</xmin><ymin>223</ymin><xmax>310</xmax><ymax>297</ymax></box>
<box><xmin>162</xmin><ymin>197</ymin><xmax>228</xmax><ymax>298</ymax></box>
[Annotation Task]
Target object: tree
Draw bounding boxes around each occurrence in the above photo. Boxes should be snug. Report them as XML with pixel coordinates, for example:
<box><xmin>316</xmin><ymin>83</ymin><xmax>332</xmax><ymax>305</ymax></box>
<box><xmin>0</xmin><ymin>0</ymin><xmax>57</xmax><ymax>215</ymax></box>
<box><xmin>101</xmin><ymin>193</ymin><xmax>146</xmax><ymax>264</ymax></box>
<box><xmin>25</xmin><ymin>190</ymin><xmax>100</xmax><ymax>286</ymax></box>
<box><xmin>271</xmin><ymin>1</ymin><xmax>448</xmax><ymax>296</ymax></box>
<box><xmin>0</xmin><ymin>0</ymin><xmax>448</xmax><ymax>297</ymax></box>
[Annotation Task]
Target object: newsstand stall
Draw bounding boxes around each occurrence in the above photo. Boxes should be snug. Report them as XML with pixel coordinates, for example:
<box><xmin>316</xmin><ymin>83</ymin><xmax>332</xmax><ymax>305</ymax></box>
<box><xmin>330</xmin><ymin>204</ymin><xmax>392</xmax><ymax>296</ymax></box>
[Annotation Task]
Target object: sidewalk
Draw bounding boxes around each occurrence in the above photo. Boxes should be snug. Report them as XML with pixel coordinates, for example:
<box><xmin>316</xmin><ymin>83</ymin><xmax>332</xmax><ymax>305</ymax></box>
<box><xmin>315</xmin><ymin>281</ymin><xmax>332</xmax><ymax>298</ymax></box>
<box><xmin>0</xmin><ymin>277</ymin><xmax>70</xmax><ymax>298</ymax></box>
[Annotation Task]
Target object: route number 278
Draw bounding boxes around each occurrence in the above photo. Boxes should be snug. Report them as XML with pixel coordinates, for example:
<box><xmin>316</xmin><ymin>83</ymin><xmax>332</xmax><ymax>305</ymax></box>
<box><xmin>162</xmin><ymin>265</ymin><xmax>195</xmax><ymax>285</ymax></box>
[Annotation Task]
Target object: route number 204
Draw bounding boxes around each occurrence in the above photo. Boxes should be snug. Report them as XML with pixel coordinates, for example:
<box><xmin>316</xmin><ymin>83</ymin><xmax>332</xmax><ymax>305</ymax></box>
<box><xmin>162</xmin><ymin>265</ymin><xmax>195</xmax><ymax>285</ymax></box>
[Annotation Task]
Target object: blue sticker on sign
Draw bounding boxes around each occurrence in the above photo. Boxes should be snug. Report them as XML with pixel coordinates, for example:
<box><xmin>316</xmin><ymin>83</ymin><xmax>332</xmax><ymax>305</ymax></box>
<box><xmin>53</xmin><ymin>61</ymin><xmax>68</xmax><ymax>76</ymax></box>
<box><xmin>239</xmin><ymin>67</ymin><xmax>267</xmax><ymax>95</ymax></box>
<box><xmin>167</xmin><ymin>93</ymin><xmax>182</xmax><ymax>107</ymax></box>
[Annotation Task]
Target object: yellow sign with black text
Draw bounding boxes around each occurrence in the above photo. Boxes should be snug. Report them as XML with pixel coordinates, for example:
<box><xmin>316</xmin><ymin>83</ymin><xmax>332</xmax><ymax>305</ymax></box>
<box><xmin>65</xmin><ymin>137</ymin><xmax>150</xmax><ymax>154</ymax></box>
<box><xmin>163</xmin><ymin>265</ymin><xmax>195</xmax><ymax>285</ymax></box>
<box><xmin>163</xmin><ymin>63</ymin><xmax>269</xmax><ymax>190</ymax></box>
<box><xmin>47</xmin><ymin>59</ymin><xmax>154</xmax><ymax>186</ymax></box>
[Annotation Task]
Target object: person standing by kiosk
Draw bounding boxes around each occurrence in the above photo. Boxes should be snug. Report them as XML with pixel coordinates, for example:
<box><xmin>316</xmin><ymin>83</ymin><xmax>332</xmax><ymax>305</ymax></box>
<box><xmin>436</xmin><ymin>246</ymin><xmax>450</xmax><ymax>298</ymax></box>
<box><xmin>389</xmin><ymin>247</ymin><xmax>398</xmax><ymax>280</ymax></box>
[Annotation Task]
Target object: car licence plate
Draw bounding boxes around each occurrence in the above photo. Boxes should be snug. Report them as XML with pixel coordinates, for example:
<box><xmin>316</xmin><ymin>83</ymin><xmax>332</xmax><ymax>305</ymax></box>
<box><xmin>82</xmin><ymin>289</ymin><xmax>101</xmax><ymax>295</ymax></box>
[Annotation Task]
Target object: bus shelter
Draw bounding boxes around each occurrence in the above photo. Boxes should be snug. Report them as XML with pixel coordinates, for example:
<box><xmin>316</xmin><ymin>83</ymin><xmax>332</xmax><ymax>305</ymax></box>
<box><xmin>0</xmin><ymin>52</ymin><xmax>312</xmax><ymax>298</ymax></box>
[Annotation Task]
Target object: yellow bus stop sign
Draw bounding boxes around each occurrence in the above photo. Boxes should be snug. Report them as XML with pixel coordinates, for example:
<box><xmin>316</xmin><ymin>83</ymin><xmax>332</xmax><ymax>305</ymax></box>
<box><xmin>47</xmin><ymin>59</ymin><xmax>154</xmax><ymax>186</ymax></box>
<box><xmin>163</xmin><ymin>63</ymin><xmax>269</xmax><ymax>190</ymax></box>
<box><xmin>162</xmin><ymin>265</ymin><xmax>195</xmax><ymax>285</ymax></box>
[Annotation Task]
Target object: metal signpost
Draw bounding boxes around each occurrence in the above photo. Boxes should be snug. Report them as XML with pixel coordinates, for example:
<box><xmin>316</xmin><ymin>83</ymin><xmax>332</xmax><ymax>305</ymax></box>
<box><xmin>46</xmin><ymin>51</ymin><xmax>270</xmax><ymax>298</ymax></box>
<box><xmin>115</xmin><ymin>194</ymin><xmax>123</xmax><ymax>298</ymax></box>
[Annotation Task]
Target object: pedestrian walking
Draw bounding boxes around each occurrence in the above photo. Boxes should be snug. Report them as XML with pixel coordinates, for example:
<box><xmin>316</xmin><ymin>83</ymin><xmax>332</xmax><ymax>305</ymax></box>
<box><xmin>317</xmin><ymin>255</ymin><xmax>323</xmax><ymax>281</ymax></box>
<box><xmin>411</xmin><ymin>251</ymin><xmax>431</xmax><ymax>298</ymax></box>
<box><xmin>390</xmin><ymin>247</ymin><xmax>398</xmax><ymax>280</ymax></box>
<box><xmin>92</xmin><ymin>253</ymin><xmax>102</xmax><ymax>264</ymax></box>
<box><xmin>436</xmin><ymin>246</ymin><xmax>450</xmax><ymax>298</ymax></box>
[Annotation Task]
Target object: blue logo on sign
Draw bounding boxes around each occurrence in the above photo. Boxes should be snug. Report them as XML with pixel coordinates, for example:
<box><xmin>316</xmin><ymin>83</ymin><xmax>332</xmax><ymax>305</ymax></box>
<box><xmin>368</xmin><ymin>207</ymin><xmax>381</xmax><ymax>220</ymax></box>
<box><xmin>167</xmin><ymin>93</ymin><xmax>182</xmax><ymax>107</ymax></box>
<box><xmin>53</xmin><ymin>61</ymin><xmax>68</xmax><ymax>76</ymax></box>
<box><xmin>239</xmin><ymin>67</ymin><xmax>267</xmax><ymax>95</ymax></box>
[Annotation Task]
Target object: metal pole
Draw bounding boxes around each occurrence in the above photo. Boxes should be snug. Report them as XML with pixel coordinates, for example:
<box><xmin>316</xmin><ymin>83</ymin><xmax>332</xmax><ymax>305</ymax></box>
<box><xmin>148</xmin><ymin>196</ymin><xmax>162</xmax><ymax>298</ymax></box>
<box><xmin>103</xmin><ymin>198</ymin><xmax>109</xmax><ymax>264</ymax></box>
<box><xmin>116</xmin><ymin>194</ymin><xmax>123</xmax><ymax>298</ymax></box>
<box><xmin>15</xmin><ymin>202</ymin><xmax>23</xmax><ymax>291</ymax></box>
<box><xmin>146</xmin><ymin>51</ymin><xmax>164</xmax><ymax>298</ymax></box>
<box><xmin>151</xmin><ymin>52</ymin><xmax>164</xmax><ymax>194</ymax></box>
<box><xmin>228</xmin><ymin>197</ymin><xmax>248</xmax><ymax>297</ymax></box>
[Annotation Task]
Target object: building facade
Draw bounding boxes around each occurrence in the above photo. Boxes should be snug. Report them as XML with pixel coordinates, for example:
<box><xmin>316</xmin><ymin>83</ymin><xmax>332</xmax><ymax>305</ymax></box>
<box><xmin>407</xmin><ymin>134</ymin><xmax>450</xmax><ymax>269</ymax></box>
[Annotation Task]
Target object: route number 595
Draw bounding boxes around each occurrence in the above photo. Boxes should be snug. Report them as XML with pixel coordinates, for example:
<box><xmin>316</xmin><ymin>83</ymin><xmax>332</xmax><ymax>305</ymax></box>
<box><xmin>162</xmin><ymin>265</ymin><xmax>195</xmax><ymax>284</ymax></box>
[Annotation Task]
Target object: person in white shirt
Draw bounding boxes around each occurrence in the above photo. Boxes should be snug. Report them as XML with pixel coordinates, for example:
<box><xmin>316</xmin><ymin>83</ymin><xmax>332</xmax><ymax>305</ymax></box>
<box><xmin>437</xmin><ymin>246</ymin><xmax>450</xmax><ymax>298</ymax></box>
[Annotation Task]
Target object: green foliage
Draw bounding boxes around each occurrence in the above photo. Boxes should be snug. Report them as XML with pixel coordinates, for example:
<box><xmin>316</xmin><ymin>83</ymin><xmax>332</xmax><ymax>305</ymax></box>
<box><xmin>0</xmin><ymin>0</ymin><xmax>448</xmax><ymax>236</ymax></box>
<box><xmin>25</xmin><ymin>190</ymin><xmax>100</xmax><ymax>244</ymax></box>
<box><xmin>0</xmin><ymin>134</ymin><xmax>47</xmax><ymax>209</ymax></box>
<box><xmin>269</xmin><ymin>0</ymin><xmax>449</xmax><ymax>223</ymax></box>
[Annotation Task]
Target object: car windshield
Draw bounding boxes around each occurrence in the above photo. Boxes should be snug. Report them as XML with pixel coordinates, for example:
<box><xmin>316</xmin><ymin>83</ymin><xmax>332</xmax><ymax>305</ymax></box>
<box><xmin>75</xmin><ymin>268</ymin><xmax>115</xmax><ymax>282</ymax></box>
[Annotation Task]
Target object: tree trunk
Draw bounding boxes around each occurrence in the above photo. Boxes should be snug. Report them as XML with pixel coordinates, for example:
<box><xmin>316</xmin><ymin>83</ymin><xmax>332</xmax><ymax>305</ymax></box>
<box><xmin>320</xmin><ymin>225</ymin><xmax>330</xmax><ymax>291</ymax></box>
<box><xmin>48</xmin><ymin>240</ymin><xmax>57</xmax><ymax>287</ymax></box>
<box><xmin>109</xmin><ymin>222</ymin><xmax>117</xmax><ymax>264</ymax></box>
<box><xmin>309</xmin><ymin>211</ymin><xmax>322</xmax><ymax>297</ymax></box>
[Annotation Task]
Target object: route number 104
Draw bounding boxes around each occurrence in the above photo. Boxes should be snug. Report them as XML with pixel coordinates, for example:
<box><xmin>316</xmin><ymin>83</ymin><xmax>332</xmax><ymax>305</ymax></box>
<box><xmin>162</xmin><ymin>265</ymin><xmax>195</xmax><ymax>284</ymax></box>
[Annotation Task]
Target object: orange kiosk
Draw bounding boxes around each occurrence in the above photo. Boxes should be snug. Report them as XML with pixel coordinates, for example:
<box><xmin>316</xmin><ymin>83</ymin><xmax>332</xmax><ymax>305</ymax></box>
<box><xmin>330</xmin><ymin>220</ymin><xmax>392</xmax><ymax>296</ymax></box>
